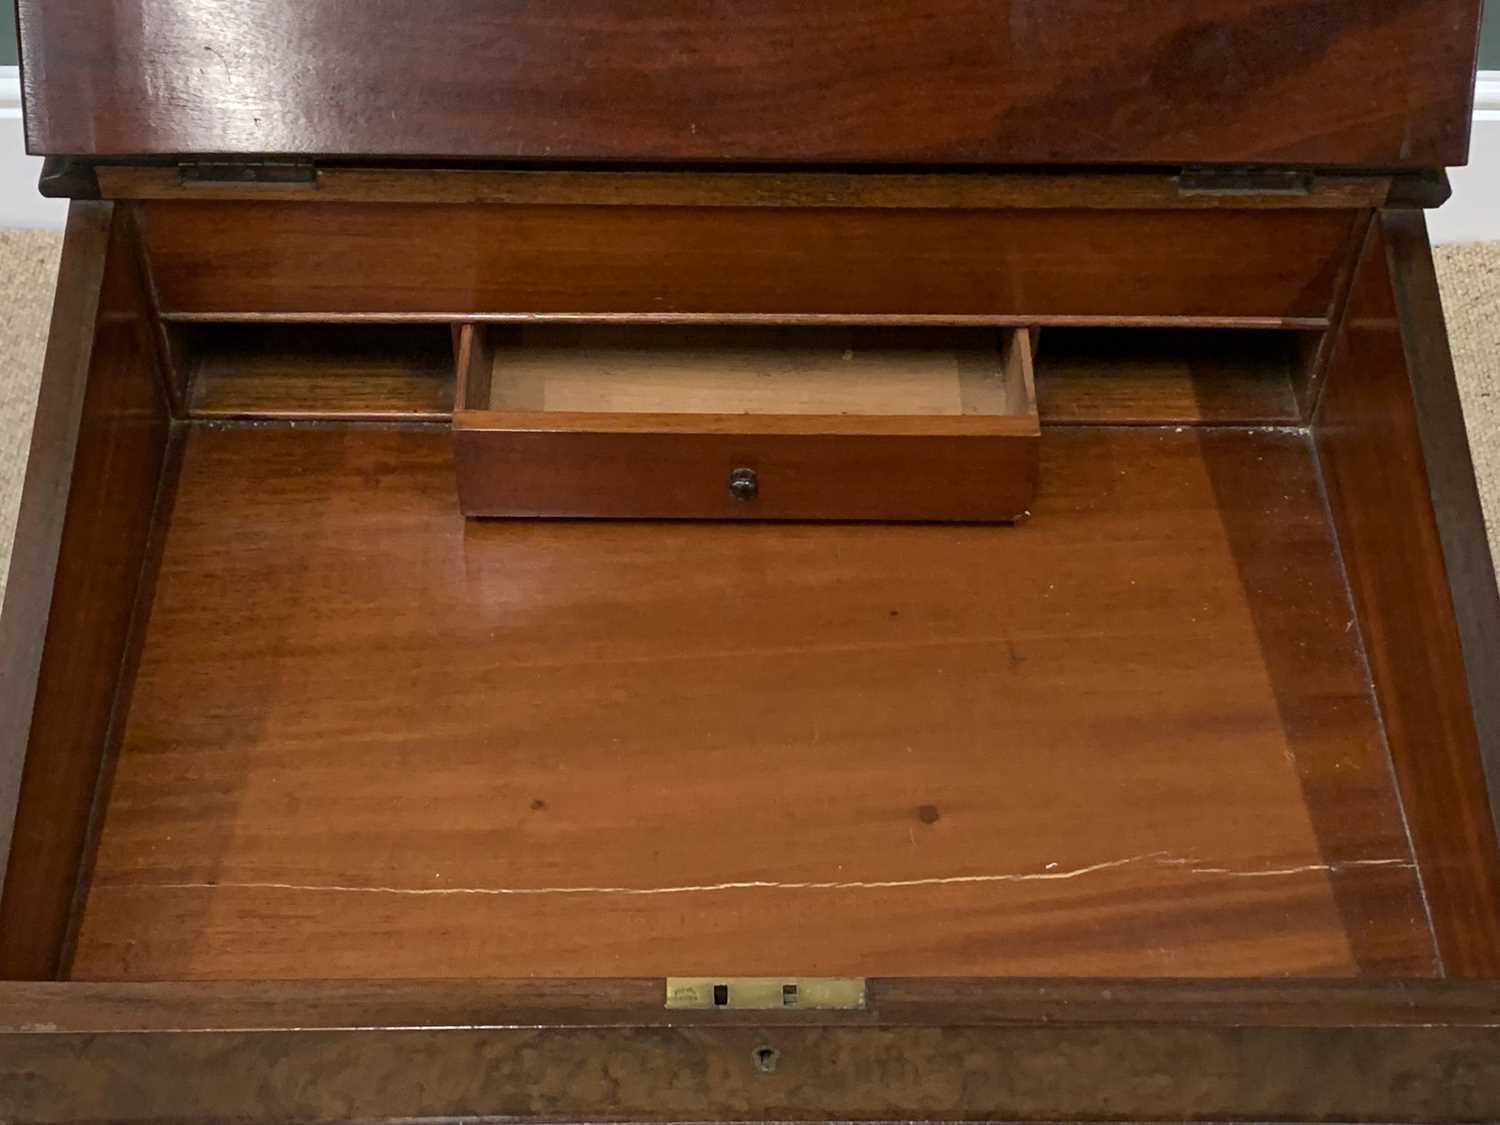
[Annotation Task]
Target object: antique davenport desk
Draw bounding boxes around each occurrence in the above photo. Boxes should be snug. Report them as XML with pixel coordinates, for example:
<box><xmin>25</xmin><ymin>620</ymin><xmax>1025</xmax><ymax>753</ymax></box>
<box><xmin>3</xmin><ymin>1</ymin><xmax>1500</xmax><ymax>1121</ymax></box>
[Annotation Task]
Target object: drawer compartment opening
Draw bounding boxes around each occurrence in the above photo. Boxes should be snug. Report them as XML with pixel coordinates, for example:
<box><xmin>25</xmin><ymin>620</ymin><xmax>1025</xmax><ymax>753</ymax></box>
<box><xmin>174</xmin><ymin>321</ymin><xmax>458</xmax><ymax>421</ymax></box>
<box><xmin>1033</xmin><ymin>326</ymin><xmax>1319</xmax><ymax>424</ymax></box>
<box><xmin>453</xmin><ymin>323</ymin><xmax>1039</xmax><ymax>522</ymax></box>
<box><xmin>460</xmin><ymin>324</ymin><xmax>1035</xmax><ymax>418</ymax></box>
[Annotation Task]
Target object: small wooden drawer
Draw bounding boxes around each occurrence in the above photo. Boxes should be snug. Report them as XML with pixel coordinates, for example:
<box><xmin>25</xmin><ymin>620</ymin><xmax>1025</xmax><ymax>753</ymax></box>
<box><xmin>453</xmin><ymin>324</ymin><xmax>1039</xmax><ymax>521</ymax></box>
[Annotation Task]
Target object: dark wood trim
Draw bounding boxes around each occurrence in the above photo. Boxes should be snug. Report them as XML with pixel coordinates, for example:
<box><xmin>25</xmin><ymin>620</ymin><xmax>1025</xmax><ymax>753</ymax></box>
<box><xmin>453</xmin><ymin>322</ymin><xmax>495</xmax><ymax>411</ymax></box>
<box><xmin>1</xmin><ymin>979</ymin><xmax>1498</xmax><ymax>1123</ymax></box>
<box><xmin>0</xmin><ymin>201</ymin><xmax>174</xmax><ymax>980</ymax></box>
<box><xmin>121</xmin><ymin>203</ymin><xmax>188</xmax><ymax>416</ymax></box>
<box><xmin>1382</xmin><ymin>170</ymin><xmax>1453</xmax><ymax>210</ymax></box>
<box><xmin>18</xmin><ymin>0</ymin><xmax>1479</xmax><ymax>167</ymax></box>
<box><xmin>36</xmin><ymin>157</ymin><xmax>100</xmax><ymax>200</ymax></box>
<box><xmin>158</xmin><ymin>312</ymin><xmax>1334</xmax><ymax>330</ymax></box>
<box><xmin>7</xmin><ymin>978</ymin><xmax>1500</xmax><ymax>1033</ymax></box>
<box><xmin>131</xmin><ymin>201</ymin><xmax>1358</xmax><ymax>322</ymax></box>
<box><xmin>1312</xmin><ymin>210</ymin><xmax>1500</xmax><ymax>978</ymax></box>
<box><xmin>93</xmin><ymin>166</ymin><xmax>1397</xmax><ymax>211</ymax></box>
<box><xmin>1293</xmin><ymin>209</ymin><xmax>1375</xmax><ymax>419</ymax></box>
<box><xmin>55</xmin><ymin>425</ymin><xmax>185</xmax><ymax>978</ymax></box>
<box><xmin>1381</xmin><ymin>210</ymin><xmax>1500</xmax><ymax>844</ymax></box>
<box><xmin>0</xmin><ymin>203</ymin><xmax>114</xmax><ymax>895</ymax></box>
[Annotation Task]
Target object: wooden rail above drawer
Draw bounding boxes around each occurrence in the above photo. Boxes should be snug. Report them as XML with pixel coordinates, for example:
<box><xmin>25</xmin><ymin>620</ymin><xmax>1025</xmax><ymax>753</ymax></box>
<box><xmin>133</xmin><ymin>201</ymin><xmax>1358</xmax><ymax>323</ymax></box>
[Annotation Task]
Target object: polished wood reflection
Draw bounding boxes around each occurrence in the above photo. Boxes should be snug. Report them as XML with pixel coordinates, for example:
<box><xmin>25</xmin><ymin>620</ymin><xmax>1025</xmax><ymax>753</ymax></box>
<box><xmin>69</xmin><ymin>424</ymin><xmax>1433</xmax><ymax>980</ymax></box>
<box><xmin>18</xmin><ymin>0</ymin><xmax>1481</xmax><ymax>167</ymax></box>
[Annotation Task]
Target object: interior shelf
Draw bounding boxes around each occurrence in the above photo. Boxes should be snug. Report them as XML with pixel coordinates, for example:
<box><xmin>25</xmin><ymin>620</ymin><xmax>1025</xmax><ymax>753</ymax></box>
<box><xmin>180</xmin><ymin>322</ymin><xmax>456</xmax><ymax>421</ymax></box>
<box><xmin>1033</xmin><ymin>327</ymin><xmax>1312</xmax><ymax>424</ymax></box>
<box><xmin>172</xmin><ymin>320</ymin><xmax>1317</xmax><ymax>427</ymax></box>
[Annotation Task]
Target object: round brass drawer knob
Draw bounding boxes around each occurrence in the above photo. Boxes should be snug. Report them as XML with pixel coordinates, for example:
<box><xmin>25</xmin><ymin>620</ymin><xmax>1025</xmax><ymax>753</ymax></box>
<box><xmin>729</xmin><ymin>467</ymin><xmax>759</xmax><ymax>501</ymax></box>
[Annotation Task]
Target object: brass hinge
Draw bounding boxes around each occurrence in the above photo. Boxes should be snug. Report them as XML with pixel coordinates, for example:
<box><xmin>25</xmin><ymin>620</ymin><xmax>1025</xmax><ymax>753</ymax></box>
<box><xmin>665</xmin><ymin>977</ymin><xmax>867</xmax><ymax>1010</ymax></box>
<box><xmin>1176</xmin><ymin>165</ymin><xmax>1313</xmax><ymax>197</ymax></box>
<box><xmin>177</xmin><ymin>160</ymin><xmax>317</xmax><ymax>187</ymax></box>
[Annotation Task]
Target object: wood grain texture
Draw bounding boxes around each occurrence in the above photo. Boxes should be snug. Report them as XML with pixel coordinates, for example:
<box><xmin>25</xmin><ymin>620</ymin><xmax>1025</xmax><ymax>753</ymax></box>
<box><xmin>4</xmin><ymin>1002</ymin><xmax>1500</xmax><ymax>1123</ymax></box>
<box><xmin>453</xmin><ymin>323</ymin><xmax>496</xmax><ymax>419</ymax></box>
<box><xmin>133</xmin><ymin>201</ymin><xmax>1358</xmax><ymax>321</ymax></box>
<box><xmin>11</xmin><ymin>977</ymin><xmax>1500</xmax><ymax>1034</ymax></box>
<box><xmin>1313</xmin><ymin>214</ymin><xmax>1500</xmax><ymax>979</ymax></box>
<box><xmin>0</xmin><ymin>203</ymin><xmax>172</xmax><ymax>980</ymax></box>
<box><xmin>93</xmin><ymin>166</ymin><xmax>1398</xmax><ymax>211</ymax></box>
<box><xmin>1291</xmin><ymin>211</ymin><xmax>1375</xmax><ymax>419</ymax></box>
<box><xmin>0</xmin><ymin>205</ymin><xmax>112</xmax><ymax>899</ymax></box>
<box><xmin>6</xmin><ymin>980</ymin><xmax>1500</xmax><ymax>1122</ymax></box>
<box><xmin>184</xmin><ymin>323</ymin><xmax>455</xmax><ymax>421</ymax></box>
<box><xmin>455</xmin><ymin>425</ymin><xmax>1039</xmax><ymax>522</ymax></box>
<box><xmin>68</xmin><ymin>424</ymin><xmax>1433</xmax><ymax>980</ymax></box>
<box><xmin>482</xmin><ymin>326</ymin><xmax>1029</xmax><ymax>418</ymax></box>
<box><xmin>458</xmin><ymin>326</ymin><xmax>1038</xmax><ymax>521</ymax></box>
<box><xmin>1382</xmin><ymin>213</ymin><xmax>1500</xmax><ymax>850</ymax></box>
<box><xmin>1034</xmin><ymin>327</ymin><xmax>1305</xmax><ymax>424</ymax></box>
<box><xmin>17</xmin><ymin>0</ymin><xmax>1481</xmax><ymax>167</ymax></box>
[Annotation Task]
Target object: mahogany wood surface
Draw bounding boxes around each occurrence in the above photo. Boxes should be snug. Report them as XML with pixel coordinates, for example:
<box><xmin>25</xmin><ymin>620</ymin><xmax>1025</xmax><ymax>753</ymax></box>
<box><xmin>68</xmin><ymin>423</ymin><xmax>1433</xmax><ymax>980</ymax></box>
<box><xmin>457</xmin><ymin>326</ymin><xmax>1039</xmax><ymax>521</ymax></box>
<box><xmin>1292</xmin><ymin>211</ymin><xmax>1375</xmax><ymax>418</ymax></box>
<box><xmin>1382</xmin><ymin>213</ymin><xmax>1500</xmax><ymax>848</ymax></box>
<box><xmin>0</xmin><ymin>205</ymin><xmax>111</xmax><ymax>897</ymax></box>
<box><xmin>93</xmin><ymin>166</ymin><xmax>1399</xmax><ymax>211</ymax></box>
<box><xmin>1313</xmin><ymin>214</ymin><xmax>1500</xmax><ymax>978</ymax></box>
<box><xmin>132</xmin><ymin>201</ymin><xmax>1358</xmax><ymax>321</ymax></box>
<box><xmin>1035</xmin><ymin>327</ymin><xmax>1305</xmax><ymax>424</ymax></box>
<box><xmin>184</xmin><ymin>323</ymin><xmax>455</xmax><ymax>421</ymax></box>
<box><xmin>5</xmin><ymin>980</ymin><xmax>1500</xmax><ymax>1123</ymax></box>
<box><xmin>11</xmin><ymin>977</ymin><xmax>1500</xmax><ymax>1034</ymax></box>
<box><xmin>0</xmin><ymin>203</ymin><xmax>172</xmax><ymax>980</ymax></box>
<box><xmin>158</xmin><ymin>323</ymin><xmax>1319</xmax><ymax>429</ymax></box>
<box><xmin>453</xmin><ymin>324</ymin><xmax>495</xmax><ymax>419</ymax></box>
<box><xmin>17</xmin><ymin>1</ymin><xmax>1482</xmax><ymax>167</ymax></box>
<box><xmin>455</xmin><ymin>424</ymin><xmax>1039</xmax><ymax>522</ymax></box>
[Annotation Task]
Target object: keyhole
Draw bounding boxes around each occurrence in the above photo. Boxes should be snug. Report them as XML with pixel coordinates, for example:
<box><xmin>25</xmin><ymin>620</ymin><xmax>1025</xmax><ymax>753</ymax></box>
<box><xmin>752</xmin><ymin>1045</ymin><xmax>780</xmax><ymax>1074</ymax></box>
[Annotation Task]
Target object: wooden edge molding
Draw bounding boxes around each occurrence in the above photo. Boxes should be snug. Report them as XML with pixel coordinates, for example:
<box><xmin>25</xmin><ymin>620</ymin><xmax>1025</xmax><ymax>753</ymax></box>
<box><xmin>1381</xmin><ymin>210</ymin><xmax>1500</xmax><ymax>841</ymax></box>
<box><xmin>0</xmin><ymin>201</ymin><xmax>174</xmax><ymax>979</ymax></box>
<box><xmin>1312</xmin><ymin>209</ymin><xmax>1500</xmax><ymax>978</ymax></box>
<box><xmin>453</xmin><ymin>412</ymin><xmax>1041</xmax><ymax>439</ymax></box>
<box><xmin>3</xmin><ymin>977</ymin><xmax>1500</xmax><ymax>1033</ymax></box>
<box><xmin>1292</xmin><ymin>210</ymin><xmax>1375</xmax><ymax>419</ymax></box>
<box><xmin>155</xmin><ymin>312</ymin><xmax>1334</xmax><ymax>331</ymax></box>
<box><xmin>93</xmin><ymin>165</ymin><xmax>1395</xmax><ymax>210</ymax></box>
<box><xmin>37</xmin><ymin>157</ymin><xmax>102</xmax><ymax>200</ymax></box>
<box><xmin>0</xmin><ymin>202</ymin><xmax>113</xmax><ymax>895</ymax></box>
<box><xmin>2</xmin><ymin>979</ymin><xmax>1500</xmax><ymax>1123</ymax></box>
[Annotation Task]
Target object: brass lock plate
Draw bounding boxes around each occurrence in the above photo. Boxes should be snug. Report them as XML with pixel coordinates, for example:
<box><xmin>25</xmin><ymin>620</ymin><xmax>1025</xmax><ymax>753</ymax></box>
<box><xmin>665</xmin><ymin>977</ymin><xmax>867</xmax><ymax>1010</ymax></box>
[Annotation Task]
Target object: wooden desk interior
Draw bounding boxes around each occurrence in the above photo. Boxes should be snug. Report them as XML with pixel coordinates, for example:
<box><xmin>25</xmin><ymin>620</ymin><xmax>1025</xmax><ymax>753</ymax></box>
<box><xmin>68</xmin><ymin>415</ymin><xmax>1432</xmax><ymax>980</ymax></box>
<box><xmin>5</xmin><ymin>0</ymin><xmax>1499</xmax><ymax>1112</ymax></box>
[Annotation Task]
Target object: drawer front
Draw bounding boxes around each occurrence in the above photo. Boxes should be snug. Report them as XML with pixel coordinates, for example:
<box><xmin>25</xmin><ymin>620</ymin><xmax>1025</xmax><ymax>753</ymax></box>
<box><xmin>20</xmin><ymin>0</ymin><xmax>1479</xmax><ymax>167</ymax></box>
<box><xmin>136</xmin><ymin>202</ymin><xmax>1357</xmax><ymax>323</ymax></box>
<box><xmin>454</xmin><ymin>421</ymin><xmax>1039</xmax><ymax>522</ymax></box>
<box><xmin>453</xmin><ymin>324</ymin><xmax>1039</xmax><ymax>522</ymax></box>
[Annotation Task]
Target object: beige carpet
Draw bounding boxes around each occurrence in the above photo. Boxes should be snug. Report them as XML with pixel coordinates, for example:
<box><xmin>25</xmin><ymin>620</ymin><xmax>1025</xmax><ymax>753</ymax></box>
<box><xmin>0</xmin><ymin>230</ymin><xmax>1497</xmax><ymax>603</ymax></box>
<box><xmin>1435</xmin><ymin>241</ymin><xmax>1500</xmax><ymax>561</ymax></box>
<box><xmin>0</xmin><ymin>229</ymin><xmax>63</xmax><ymax>603</ymax></box>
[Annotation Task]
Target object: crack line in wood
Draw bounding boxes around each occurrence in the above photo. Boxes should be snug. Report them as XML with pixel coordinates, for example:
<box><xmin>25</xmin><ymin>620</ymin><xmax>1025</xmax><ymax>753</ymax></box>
<box><xmin>104</xmin><ymin>854</ymin><xmax>1417</xmax><ymax>898</ymax></box>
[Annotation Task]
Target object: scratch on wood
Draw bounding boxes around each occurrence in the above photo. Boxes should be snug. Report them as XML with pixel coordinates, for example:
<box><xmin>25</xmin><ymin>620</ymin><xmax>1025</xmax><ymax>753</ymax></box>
<box><xmin>111</xmin><ymin>854</ymin><xmax>1417</xmax><ymax>899</ymax></box>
